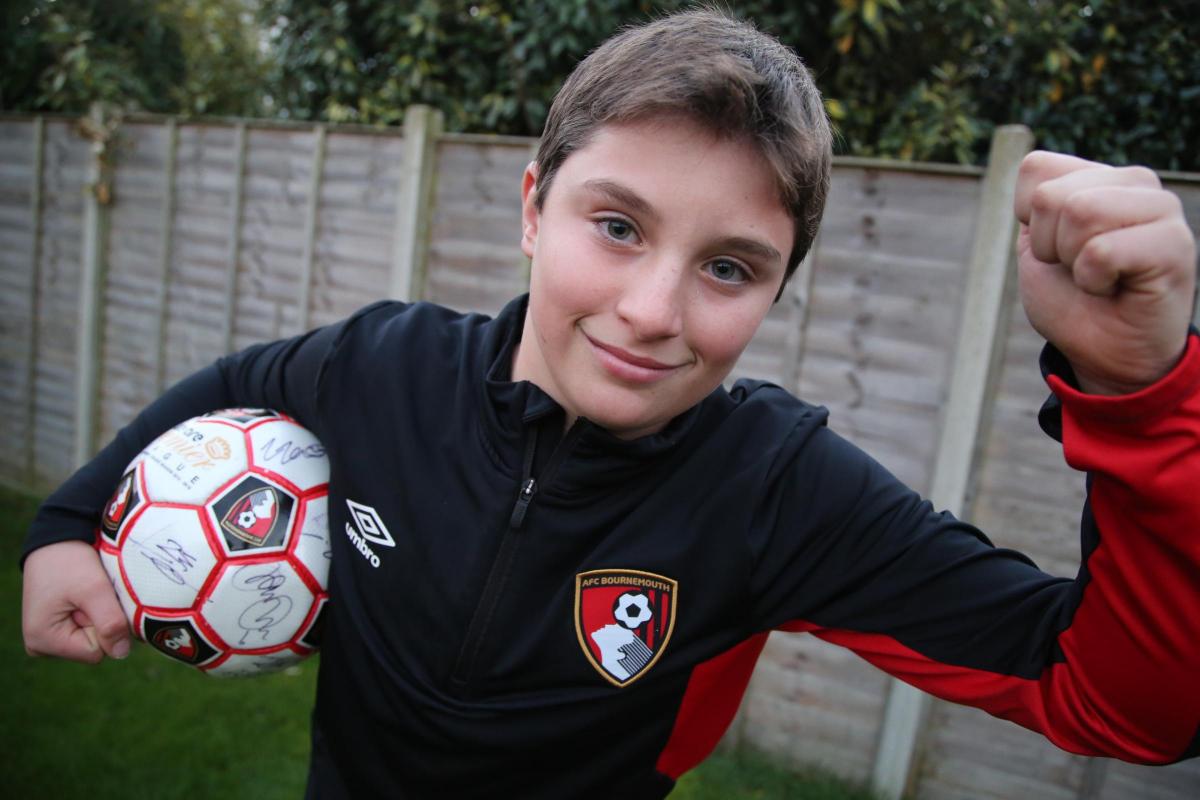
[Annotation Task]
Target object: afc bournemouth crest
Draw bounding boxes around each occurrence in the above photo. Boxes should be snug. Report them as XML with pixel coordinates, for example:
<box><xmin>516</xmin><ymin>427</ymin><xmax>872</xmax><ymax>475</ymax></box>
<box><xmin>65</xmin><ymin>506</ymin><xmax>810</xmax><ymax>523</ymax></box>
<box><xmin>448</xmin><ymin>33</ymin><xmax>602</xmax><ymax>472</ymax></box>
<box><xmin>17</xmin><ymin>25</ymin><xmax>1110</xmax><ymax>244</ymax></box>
<box><xmin>575</xmin><ymin>569</ymin><xmax>677</xmax><ymax>688</ymax></box>
<box><xmin>100</xmin><ymin>468</ymin><xmax>140</xmax><ymax>543</ymax></box>
<box><xmin>143</xmin><ymin>617</ymin><xmax>218</xmax><ymax>666</ymax></box>
<box><xmin>213</xmin><ymin>478</ymin><xmax>294</xmax><ymax>550</ymax></box>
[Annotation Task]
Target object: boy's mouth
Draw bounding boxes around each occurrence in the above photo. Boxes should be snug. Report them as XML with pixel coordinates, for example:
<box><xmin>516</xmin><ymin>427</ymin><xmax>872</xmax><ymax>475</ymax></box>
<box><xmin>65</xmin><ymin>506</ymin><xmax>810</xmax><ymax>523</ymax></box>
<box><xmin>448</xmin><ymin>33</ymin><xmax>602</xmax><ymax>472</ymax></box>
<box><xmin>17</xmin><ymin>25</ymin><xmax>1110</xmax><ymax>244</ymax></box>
<box><xmin>584</xmin><ymin>334</ymin><xmax>686</xmax><ymax>383</ymax></box>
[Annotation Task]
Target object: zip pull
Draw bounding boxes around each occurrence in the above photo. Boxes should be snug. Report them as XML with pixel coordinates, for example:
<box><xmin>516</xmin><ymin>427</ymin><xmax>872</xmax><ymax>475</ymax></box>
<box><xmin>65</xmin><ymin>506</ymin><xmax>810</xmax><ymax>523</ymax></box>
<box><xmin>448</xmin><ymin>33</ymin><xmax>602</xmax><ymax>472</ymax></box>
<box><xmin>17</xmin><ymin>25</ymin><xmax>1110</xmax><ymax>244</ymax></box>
<box><xmin>509</xmin><ymin>478</ymin><xmax>537</xmax><ymax>529</ymax></box>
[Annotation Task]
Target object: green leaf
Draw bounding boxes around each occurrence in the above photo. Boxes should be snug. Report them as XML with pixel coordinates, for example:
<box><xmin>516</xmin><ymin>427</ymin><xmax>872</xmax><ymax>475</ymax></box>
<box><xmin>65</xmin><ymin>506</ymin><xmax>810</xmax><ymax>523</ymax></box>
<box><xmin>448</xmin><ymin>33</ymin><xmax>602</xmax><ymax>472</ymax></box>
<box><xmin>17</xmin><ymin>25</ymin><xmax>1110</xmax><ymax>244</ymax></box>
<box><xmin>863</xmin><ymin>0</ymin><xmax>879</xmax><ymax>29</ymax></box>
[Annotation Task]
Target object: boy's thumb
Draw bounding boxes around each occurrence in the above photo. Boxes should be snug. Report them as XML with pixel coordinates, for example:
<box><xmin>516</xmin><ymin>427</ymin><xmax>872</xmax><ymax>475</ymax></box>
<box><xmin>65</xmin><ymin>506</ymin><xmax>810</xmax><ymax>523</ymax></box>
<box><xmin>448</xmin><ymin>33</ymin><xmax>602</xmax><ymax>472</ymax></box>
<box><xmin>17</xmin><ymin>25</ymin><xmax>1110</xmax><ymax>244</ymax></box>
<box><xmin>76</xmin><ymin>591</ymin><xmax>132</xmax><ymax>660</ymax></box>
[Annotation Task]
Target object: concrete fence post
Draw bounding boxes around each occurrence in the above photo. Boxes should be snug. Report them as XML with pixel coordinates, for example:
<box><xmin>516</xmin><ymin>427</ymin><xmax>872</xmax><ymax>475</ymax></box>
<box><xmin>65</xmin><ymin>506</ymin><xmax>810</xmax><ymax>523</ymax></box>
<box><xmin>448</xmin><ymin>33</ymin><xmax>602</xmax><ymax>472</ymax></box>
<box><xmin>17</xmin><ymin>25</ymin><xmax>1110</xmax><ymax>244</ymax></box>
<box><xmin>870</xmin><ymin>124</ymin><xmax>1036</xmax><ymax>800</ymax></box>
<box><xmin>390</xmin><ymin>105</ymin><xmax>444</xmax><ymax>303</ymax></box>
<box><xmin>153</xmin><ymin>117</ymin><xmax>178</xmax><ymax>393</ymax></box>
<box><xmin>297</xmin><ymin>125</ymin><xmax>328</xmax><ymax>332</ymax></box>
<box><xmin>73</xmin><ymin>104</ymin><xmax>118</xmax><ymax>469</ymax></box>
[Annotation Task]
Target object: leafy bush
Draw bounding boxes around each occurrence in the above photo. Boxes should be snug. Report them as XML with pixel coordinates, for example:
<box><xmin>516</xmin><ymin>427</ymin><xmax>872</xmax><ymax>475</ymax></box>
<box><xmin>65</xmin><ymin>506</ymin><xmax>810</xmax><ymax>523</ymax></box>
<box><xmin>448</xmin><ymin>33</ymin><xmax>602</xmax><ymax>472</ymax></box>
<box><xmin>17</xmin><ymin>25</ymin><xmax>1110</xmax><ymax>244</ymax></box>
<box><xmin>258</xmin><ymin>0</ymin><xmax>1200</xmax><ymax>170</ymax></box>
<box><xmin>821</xmin><ymin>0</ymin><xmax>1200</xmax><ymax>170</ymax></box>
<box><xmin>1</xmin><ymin>0</ymin><xmax>265</xmax><ymax>117</ymax></box>
<box><xmin>3</xmin><ymin>1</ymin><xmax>1197</xmax><ymax>170</ymax></box>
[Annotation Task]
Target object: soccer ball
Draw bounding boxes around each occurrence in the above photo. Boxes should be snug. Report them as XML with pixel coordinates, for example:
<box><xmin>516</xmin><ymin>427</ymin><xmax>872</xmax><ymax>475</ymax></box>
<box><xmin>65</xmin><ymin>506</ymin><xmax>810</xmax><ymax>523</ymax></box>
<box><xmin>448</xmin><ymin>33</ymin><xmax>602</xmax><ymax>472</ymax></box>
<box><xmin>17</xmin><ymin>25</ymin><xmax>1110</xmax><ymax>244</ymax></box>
<box><xmin>95</xmin><ymin>409</ymin><xmax>331</xmax><ymax>677</ymax></box>
<box><xmin>613</xmin><ymin>591</ymin><xmax>653</xmax><ymax>630</ymax></box>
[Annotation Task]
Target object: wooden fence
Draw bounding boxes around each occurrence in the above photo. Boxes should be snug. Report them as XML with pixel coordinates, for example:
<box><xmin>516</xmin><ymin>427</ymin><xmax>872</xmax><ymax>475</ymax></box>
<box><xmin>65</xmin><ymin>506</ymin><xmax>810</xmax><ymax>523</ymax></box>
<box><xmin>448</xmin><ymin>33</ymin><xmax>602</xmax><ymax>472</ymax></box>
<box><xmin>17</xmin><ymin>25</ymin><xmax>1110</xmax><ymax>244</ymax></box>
<box><xmin>1</xmin><ymin>107</ymin><xmax>1198</xmax><ymax>800</ymax></box>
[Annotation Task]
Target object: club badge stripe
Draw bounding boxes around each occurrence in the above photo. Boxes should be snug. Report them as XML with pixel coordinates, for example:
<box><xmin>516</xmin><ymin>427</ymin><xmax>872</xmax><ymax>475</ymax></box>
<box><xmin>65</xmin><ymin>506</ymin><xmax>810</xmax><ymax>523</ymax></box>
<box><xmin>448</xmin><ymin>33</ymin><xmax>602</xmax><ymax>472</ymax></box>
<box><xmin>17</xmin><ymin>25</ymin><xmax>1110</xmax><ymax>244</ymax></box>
<box><xmin>574</xmin><ymin>568</ymin><xmax>678</xmax><ymax>688</ymax></box>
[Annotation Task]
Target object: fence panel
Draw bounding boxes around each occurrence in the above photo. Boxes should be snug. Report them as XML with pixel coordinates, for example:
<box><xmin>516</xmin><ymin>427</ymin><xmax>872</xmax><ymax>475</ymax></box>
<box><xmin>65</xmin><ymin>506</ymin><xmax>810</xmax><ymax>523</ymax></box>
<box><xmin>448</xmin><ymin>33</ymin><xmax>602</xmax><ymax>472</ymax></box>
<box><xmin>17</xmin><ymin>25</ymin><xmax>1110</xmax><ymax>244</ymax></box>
<box><xmin>308</xmin><ymin>131</ymin><xmax>407</xmax><ymax>328</ymax></box>
<box><xmin>229</xmin><ymin>126</ymin><xmax>320</xmax><ymax>349</ymax></box>
<box><xmin>155</xmin><ymin>124</ymin><xmax>241</xmax><ymax>389</ymax></box>
<box><xmin>97</xmin><ymin>122</ymin><xmax>174</xmax><ymax>446</ymax></box>
<box><xmin>0</xmin><ymin>120</ymin><xmax>40</xmax><ymax>486</ymax></box>
<box><xmin>15</xmin><ymin>120</ymin><xmax>90</xmax><ymax>486</ymax></box>
<box><xmin>424</xmin><ymin>136</ymin><xmax>532</xmax><ymax>317</ymax></box>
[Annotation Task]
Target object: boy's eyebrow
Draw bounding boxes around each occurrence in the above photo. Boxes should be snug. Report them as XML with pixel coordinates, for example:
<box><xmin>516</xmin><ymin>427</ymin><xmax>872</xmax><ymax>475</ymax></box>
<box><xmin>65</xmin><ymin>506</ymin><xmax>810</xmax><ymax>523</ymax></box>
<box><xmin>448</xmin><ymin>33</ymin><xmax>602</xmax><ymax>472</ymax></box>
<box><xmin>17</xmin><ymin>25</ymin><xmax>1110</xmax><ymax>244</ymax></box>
<box><xmin>582</xmin><ymin>178</ymin><xmax>783</xmax><ymax>266</ymax></box>
<box><xmin>712</xmin><ymin>236</ymin><xmax>783</xmax><ymax>266</ymax></box>
<box><xmin>582</xmin><ymin>179</ymin><xmax>660</xmax><ymax>222</ymax></box>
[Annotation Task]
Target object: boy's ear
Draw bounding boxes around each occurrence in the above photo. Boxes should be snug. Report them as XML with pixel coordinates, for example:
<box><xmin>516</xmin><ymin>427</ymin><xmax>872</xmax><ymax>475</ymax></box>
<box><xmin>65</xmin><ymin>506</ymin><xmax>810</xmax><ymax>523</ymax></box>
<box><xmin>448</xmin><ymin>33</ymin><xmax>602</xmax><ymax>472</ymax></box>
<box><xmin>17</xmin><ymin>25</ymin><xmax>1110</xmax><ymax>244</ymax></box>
<box><xmin>520</xmin><ymin>161</ymin><xmax>540</xmax><ymax>259</ymax></box>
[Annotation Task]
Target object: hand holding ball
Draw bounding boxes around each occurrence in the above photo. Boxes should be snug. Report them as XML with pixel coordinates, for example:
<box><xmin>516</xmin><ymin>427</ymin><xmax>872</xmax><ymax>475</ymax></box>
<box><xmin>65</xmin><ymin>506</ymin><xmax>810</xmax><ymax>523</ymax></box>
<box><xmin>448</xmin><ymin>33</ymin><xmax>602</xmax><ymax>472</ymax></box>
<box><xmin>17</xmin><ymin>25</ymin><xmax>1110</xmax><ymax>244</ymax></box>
<box><xmin>96</xmin><ymin>409</ymin><xmax>330</xmax><ymax>677</ymax></box>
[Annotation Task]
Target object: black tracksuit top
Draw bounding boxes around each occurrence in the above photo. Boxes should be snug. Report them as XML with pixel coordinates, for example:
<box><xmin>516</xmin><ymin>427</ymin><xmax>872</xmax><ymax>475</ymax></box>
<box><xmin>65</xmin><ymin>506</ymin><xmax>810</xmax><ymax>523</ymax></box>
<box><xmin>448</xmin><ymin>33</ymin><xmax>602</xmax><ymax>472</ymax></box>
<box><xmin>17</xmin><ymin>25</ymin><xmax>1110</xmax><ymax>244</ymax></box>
<box><xmin>25</xmin><ymin>296</ymin><xmax>1200</xmax><ymax>797</ymax></box>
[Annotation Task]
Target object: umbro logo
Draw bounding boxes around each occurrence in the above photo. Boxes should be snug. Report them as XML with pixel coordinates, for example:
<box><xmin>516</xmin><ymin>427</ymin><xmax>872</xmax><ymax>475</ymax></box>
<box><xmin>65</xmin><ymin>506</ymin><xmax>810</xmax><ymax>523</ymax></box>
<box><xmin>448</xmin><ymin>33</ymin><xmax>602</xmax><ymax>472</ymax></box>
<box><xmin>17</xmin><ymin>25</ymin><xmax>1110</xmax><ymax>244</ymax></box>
<box><xmin>343</xmin><ymin>499</ymin><xmax>395</xmax><ymax>568</ymax></box>
<box><xmin>346</xmin><ymin>500</ymin><xmax>395</xmax><ymax>547</ymax></box>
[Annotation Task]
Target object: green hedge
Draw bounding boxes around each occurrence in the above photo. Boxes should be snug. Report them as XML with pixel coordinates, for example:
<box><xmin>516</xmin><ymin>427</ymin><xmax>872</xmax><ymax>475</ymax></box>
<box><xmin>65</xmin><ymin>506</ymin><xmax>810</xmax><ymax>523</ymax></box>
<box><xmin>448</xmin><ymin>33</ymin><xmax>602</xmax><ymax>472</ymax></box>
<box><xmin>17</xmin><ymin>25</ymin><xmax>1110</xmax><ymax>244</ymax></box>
<box><xmin>4</xmin><ymin>1</ymin><xmax>1197</xmax><ymax>170</ymax></box>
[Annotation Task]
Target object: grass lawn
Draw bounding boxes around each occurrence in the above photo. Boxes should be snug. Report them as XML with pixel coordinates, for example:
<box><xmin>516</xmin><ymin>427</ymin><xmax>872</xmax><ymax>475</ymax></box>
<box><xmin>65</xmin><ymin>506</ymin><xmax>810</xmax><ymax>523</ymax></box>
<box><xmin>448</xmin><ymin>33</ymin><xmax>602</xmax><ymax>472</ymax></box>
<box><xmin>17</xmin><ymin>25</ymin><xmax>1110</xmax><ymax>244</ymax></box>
<box><xmin>2</xmin><ymin>485</ymin><xmax>316</xmax><ymax>799</ymax></box>
<box><xmin>3</xmin><ymin>484</ymin><xmax>877</xmax><ymax>799</ymax></box>
<box><xmin>672</xmin><ymin>749</ymin><xmax>881</xmax><ymax>799</ymax></box>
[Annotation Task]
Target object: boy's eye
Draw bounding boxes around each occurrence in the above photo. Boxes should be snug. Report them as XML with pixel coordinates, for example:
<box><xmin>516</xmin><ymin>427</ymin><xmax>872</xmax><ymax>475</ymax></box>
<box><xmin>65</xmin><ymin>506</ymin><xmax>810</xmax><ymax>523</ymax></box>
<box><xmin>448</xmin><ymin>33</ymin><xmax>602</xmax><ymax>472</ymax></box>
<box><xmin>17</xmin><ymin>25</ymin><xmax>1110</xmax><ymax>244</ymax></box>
<box><xmin>706</xmin><ymin>259</ymin><xmax>749</xmax><ymax>284</ymax></box>
<box><xmin>601</xmin><ymin>218</ymin><xmax>637</xmax><ymax>242</ymax></box>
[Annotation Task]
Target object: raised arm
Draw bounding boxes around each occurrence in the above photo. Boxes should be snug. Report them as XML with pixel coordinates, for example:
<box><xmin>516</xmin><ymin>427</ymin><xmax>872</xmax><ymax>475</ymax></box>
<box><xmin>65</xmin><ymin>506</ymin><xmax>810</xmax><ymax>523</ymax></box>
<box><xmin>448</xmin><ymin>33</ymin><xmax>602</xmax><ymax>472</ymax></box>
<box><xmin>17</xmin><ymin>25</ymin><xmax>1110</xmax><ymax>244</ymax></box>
<box><xmin>749</xmin><ymin>153</ymin><xmax>1200</xmax><ymax>762</ymax></box>
<box><xmin>769</xmin><ymin>339</ymin><xmax>1200</xmax><ymax>762</ymax></box>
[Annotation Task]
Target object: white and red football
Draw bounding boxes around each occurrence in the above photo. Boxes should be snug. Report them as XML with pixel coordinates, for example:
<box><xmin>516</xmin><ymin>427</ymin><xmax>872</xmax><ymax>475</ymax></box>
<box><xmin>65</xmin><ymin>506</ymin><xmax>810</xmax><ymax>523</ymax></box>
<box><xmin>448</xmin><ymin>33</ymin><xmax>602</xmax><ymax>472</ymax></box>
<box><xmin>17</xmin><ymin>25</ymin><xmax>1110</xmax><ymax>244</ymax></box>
<box><xmin>95</xmin><ymin>409</ymin><xmax>330</xmax><ymax>677</ymax></box>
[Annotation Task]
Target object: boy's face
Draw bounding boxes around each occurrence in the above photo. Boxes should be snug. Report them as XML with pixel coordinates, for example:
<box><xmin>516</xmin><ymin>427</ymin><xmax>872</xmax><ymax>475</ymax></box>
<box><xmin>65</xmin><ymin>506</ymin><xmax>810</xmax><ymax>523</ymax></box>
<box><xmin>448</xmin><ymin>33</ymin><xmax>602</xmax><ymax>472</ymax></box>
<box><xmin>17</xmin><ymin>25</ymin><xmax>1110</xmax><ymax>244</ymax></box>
<box><xmin>514</xmin><ymin>116</ymin><xmax>793</xmax><ymax>439</ymax></box>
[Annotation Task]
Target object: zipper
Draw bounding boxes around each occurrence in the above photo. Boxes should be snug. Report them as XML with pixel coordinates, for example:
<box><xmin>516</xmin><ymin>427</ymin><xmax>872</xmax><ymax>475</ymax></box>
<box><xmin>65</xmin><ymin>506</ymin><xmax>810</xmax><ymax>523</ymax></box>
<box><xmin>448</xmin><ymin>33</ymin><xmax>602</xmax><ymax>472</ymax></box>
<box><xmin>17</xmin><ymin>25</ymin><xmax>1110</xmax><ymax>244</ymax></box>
<box><xmin>509</xmin><ymin>478</ymin><xmax>537</xmax><ymax>528</ymax></box>
<box><xmin>450</xmin><ymin>420</ymin><xmax>585</xmax><ymax>691</ymax></box>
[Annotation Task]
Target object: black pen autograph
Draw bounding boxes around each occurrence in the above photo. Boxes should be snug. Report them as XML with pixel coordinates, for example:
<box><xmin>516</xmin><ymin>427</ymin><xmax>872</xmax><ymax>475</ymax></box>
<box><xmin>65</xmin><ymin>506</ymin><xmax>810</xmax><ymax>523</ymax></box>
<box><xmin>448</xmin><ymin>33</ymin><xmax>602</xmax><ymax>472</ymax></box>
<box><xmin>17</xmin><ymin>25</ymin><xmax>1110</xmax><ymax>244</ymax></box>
<box><xmin>231</xmin><ymin>564</ymin><xmax>295</xmax><ymax>645</ymax></box>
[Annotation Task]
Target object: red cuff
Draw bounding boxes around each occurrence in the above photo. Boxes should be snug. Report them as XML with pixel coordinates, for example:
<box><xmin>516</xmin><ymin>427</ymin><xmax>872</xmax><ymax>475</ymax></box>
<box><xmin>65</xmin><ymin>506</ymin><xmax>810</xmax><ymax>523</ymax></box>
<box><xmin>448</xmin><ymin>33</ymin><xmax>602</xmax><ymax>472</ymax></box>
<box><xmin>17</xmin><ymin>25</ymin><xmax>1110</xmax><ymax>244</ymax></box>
<box><xmin>1047</xmin><ymin>333</ymin><xmax>1200</xmax><ymax>429</ymax></box>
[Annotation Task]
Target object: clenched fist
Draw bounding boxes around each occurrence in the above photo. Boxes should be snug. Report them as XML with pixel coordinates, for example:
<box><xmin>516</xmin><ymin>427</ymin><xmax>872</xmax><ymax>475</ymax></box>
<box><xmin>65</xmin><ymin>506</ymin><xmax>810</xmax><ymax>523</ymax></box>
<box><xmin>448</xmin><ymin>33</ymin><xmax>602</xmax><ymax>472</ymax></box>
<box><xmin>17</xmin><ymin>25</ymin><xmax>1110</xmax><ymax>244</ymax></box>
<box><xmin>23</xmin><ymin>540</ymin><xmax>131</xmax><ymax>664</ymax></box>
<box><xmin>1014</xmin><ymin>151</ymin><xmax>1196</xmax><ymax>395</ymax></box>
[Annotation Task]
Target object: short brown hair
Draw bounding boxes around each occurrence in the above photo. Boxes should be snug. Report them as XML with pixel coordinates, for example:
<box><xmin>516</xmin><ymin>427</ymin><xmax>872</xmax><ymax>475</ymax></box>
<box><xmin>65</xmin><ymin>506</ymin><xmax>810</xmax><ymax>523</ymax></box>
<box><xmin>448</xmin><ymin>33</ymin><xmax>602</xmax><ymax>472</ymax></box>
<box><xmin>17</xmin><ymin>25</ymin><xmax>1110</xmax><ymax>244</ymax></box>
<box><xmin>533</xmin><ymin>6</ymin><xmax>832</xmax><ymax>295</ymax></box>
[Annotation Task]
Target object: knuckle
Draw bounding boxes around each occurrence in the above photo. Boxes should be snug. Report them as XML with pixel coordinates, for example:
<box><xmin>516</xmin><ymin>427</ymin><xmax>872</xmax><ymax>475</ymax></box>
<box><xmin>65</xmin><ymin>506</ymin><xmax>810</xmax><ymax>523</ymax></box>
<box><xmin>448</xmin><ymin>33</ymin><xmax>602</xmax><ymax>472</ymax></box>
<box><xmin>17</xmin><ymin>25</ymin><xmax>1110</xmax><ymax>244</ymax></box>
<box><xmin>1163</xmin><ymin>190</ymin><xmax>1184</xmax><ymax>218</ymax></box>
<box><xmin>1162</xmin><ymin>216</ymin><xmax>1189</xmax><ymax>239</ymax></box>
<box><xmin>1021</xmin><ymin>150</ymin><xmax>1054</xmax><ymax>175</ymax></box>
<box><xmin>1120</xmin><ymin>165</ymin><xmax>1160</xmax><ymax>188</ymax></box>
<box><xmin>1165</xmin><ymin>220</ymin><xmax>1198</xmax><ymax>270</ymax></box>
<box><xmin>1078</xmin><ymin>236</ymin><xmax>1112</xmax><ymax>270</ymax></box>
<box><xmin>1059</xmin><ymin>193</ymin><xmax>1096</xmax><ymax>228</ymax></box>
<box><xmin>1030</xmin><ymin>184</ymin><xmax>1057</xmax><ymax>216</ymax></box>
<box><xmin>1018</xmin><ymin>152</ymin><xmax>1048</xmax><ymax>186</ymax></box>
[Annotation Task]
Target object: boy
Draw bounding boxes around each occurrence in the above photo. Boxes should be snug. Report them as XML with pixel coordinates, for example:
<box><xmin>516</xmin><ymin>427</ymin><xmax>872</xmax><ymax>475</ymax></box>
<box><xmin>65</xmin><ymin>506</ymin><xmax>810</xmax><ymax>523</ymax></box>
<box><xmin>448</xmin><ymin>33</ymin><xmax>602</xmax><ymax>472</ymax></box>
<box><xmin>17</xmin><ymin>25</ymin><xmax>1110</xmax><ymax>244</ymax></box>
<box><xmin>20</xmin><ymin>7</ymin><xmax>1200</xmax><ymax>798</ymax></box>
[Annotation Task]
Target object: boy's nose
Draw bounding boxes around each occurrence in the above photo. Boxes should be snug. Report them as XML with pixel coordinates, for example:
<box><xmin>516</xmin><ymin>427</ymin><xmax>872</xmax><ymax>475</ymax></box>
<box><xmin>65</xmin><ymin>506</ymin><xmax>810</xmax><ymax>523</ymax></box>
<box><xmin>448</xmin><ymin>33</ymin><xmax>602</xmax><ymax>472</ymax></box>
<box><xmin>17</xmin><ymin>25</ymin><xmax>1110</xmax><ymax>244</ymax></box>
<box><xmin>614</xmin><ymin>257</ymin><xmax>685</xmax><ymax>341</ymax></box>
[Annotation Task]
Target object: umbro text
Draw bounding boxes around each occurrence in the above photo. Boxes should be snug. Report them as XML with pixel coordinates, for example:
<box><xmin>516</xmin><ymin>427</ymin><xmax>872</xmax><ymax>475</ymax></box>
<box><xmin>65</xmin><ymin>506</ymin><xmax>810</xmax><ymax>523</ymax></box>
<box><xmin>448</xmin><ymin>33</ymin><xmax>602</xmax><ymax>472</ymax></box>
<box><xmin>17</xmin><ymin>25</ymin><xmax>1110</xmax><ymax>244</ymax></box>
<box><xmin>345</xmin><ymin>522</ymin><xmax>382</xmax><ymax>568</ymax></box>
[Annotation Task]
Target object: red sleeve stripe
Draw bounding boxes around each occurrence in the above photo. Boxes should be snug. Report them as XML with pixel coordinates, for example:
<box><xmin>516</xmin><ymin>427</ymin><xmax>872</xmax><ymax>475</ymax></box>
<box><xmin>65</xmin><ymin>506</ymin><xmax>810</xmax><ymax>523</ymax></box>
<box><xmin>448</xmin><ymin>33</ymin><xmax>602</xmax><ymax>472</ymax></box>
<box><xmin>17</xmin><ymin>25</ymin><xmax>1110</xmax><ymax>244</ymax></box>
<box><xmin>657</xmin><ymin>613</ymin><xmax>1195</xmax><ymax>782</ymax></box>
<box><xmin>654</xmin><ymin>633</ymin><xmax>771</xmax><ymax>779</ymax></box>
<box><xmin>811</xmin><ymin>626</ymin><xmax>1193</xmax><ymax>765</ymax></box>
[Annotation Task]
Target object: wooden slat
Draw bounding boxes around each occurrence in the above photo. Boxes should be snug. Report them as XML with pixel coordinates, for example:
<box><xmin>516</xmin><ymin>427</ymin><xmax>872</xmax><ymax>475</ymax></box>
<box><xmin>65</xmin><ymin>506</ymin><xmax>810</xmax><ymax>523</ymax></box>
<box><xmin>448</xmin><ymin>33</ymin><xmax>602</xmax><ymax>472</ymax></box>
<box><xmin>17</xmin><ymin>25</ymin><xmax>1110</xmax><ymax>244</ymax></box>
<box><xmin>24</xmin><ymin>117</ymin><xmax>45</xmax><ymax>483</ymax></box>
<box><xmin>424</xmin><ymin>139</ymin><xmax>529</xmax><ymax>316</ymax></box>
<box><xmin>296</xmin><ymin>125</ymin><xmax>326</xmax><ymax>331</ymax></box>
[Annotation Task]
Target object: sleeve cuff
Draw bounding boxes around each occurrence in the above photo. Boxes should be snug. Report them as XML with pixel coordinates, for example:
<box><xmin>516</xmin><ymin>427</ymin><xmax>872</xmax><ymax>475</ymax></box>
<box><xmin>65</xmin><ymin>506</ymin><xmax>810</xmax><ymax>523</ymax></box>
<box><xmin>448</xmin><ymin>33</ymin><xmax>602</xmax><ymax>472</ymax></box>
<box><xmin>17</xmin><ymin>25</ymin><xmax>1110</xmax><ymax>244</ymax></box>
<box><xmin>1038</xmin><ymin>328</ymin><xmax>1200</xmax><ymax>439</ymax></box>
